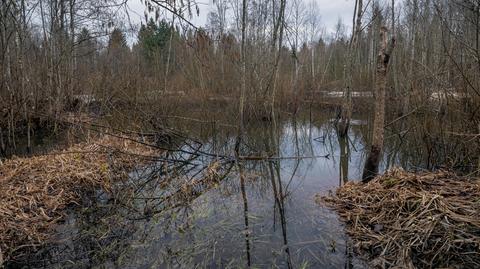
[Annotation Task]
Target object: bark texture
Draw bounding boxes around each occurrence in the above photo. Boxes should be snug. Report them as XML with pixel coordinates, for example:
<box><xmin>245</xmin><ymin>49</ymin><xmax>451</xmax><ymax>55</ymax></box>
<box><xmin>362</xmin><ymin>26</ymin><xmax>395</xmax><ymax>182</ymax></box>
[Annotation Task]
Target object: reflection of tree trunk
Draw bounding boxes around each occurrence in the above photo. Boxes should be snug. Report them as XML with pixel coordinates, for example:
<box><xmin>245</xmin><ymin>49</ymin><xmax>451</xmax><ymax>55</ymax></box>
<box><xmin>344</xmin><ymin>240</ymin><xmax>354</xmax><ymax>269</ymax></box>
<box><xmin>263</xmin><ymin>122</ymin><xmax>292</xmax><ymax>269</ymax></box>
<box><xmin>293</xmin><ymin>118</ymin><xmax>300</xmax><ymax>156</ymax></box>
<box><xmin>338</xmin><ymin>134</ymin><xmax>349</xmax><ymax>185</ymax></box>
<box><xmin>362</xmin><ymin>26</ymin><xmax>395</xmax><ymax>182</ymax></box>
<box><xmin>267</xmin><ymin>161</ymin><xmax>292</xmax><ymax>269</ymax></box>
<box><xmin>276</xmin><ymin>166</ymin><xmax>292</xmax><ymax>269</ymax></box>
<box><xmin>239</xmin><ymin>164</ymin><xmax>251</xmax><ymax>267</ymax></box>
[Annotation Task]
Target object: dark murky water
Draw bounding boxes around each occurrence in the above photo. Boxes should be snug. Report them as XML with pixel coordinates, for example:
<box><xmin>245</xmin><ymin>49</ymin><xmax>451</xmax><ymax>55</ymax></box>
<box><xmin>10</xmin><ymin>110</ymin><xmax>475</xmax><ymax>268</ymax></box>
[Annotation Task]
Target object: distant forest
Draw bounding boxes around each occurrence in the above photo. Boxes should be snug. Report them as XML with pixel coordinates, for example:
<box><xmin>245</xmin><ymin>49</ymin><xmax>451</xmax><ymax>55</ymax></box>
<box><xmin>1</xmin><ymin>0</ymin><xmax>479</xmax><ymax>157</ymax></box>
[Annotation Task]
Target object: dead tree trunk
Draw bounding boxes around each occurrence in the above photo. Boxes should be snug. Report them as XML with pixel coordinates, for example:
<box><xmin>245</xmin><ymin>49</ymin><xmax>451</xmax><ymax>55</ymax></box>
<box><xmin>362</xmin><ymin>26</ymin><xmax>395</xmax><ymax>182</ymax></box>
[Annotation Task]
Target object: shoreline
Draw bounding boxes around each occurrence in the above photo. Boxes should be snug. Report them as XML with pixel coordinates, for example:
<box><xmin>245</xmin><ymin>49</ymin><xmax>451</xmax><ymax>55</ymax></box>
<box><xmin>0</xmin><ymin>135</ymin><xmax>160</xmax><ymax>265</ymax></box>
<box><xmin>319</xmin><ymin>168</ymin><xmax>480</xmax><ymax>268</ymax></box>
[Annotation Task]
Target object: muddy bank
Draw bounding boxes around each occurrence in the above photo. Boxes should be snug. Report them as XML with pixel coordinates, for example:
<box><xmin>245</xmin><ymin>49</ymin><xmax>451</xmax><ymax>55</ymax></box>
<box><xmin>319</xmin><ymin>169</ymin><xmax>480</xmax><ymax>268</ymax></box>
<box><xmin>0</xmin><ymin>135</ymin><xmax>160</xmax><ymax>266</ymax></box>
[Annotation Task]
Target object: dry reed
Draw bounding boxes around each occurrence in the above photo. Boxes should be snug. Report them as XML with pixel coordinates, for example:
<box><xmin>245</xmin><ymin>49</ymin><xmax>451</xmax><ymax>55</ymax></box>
<box><xmin>320</xmin><ymin>168</ymin><xmax>480</xmax><ymax>268</ymax></box>
<box><xmin>0</xmin><ymin>135</ymin><xmax>159</xmax><ymax>264</ymax></box>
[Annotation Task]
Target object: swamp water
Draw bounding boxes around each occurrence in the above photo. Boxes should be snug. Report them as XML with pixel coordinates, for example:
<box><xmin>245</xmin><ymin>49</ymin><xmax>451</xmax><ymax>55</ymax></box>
<box><xmin>11</xmin><ymin>112</ymin><xmax>466</xmax><ymax>269</ymax></box>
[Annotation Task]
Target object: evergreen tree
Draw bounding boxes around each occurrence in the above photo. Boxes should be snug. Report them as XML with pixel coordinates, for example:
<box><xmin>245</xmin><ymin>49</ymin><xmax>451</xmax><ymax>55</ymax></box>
<box><xmin>107</xmin><ymin>28</ymin><xmax>129</xmax><ymax>72</ymax></box>
<box><xmin>77</xmin><ymin>28</ymin><xmax>96</xmax><ymax>65</ymax></box>
<box><xmin>137</xmin><ymin>19</ymin><xmax>172</xmax><ymax>60</ymax></box>
<box><xmin>108</xmin><ymin>28</ymin><xmax>128</xmax><ymax>51</ymax></box>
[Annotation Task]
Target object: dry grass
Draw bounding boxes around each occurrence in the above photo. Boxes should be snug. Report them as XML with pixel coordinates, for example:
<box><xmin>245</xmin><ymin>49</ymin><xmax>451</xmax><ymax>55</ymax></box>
<box><xmin>0</xmin><ymin>135</ymin><xmax>159</xmax><ymax>264</ymax></box>
<box><xmin>320</xmin><ymin>168</ymin><xmax>480</xmax><ymax>269</ymax></box>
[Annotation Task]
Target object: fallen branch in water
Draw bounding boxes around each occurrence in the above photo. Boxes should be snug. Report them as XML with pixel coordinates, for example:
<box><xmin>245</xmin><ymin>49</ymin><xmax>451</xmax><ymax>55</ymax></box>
<box><xmin>238</xmin><ymin>154</ymin><xmax>329</xmax><ymax>161</ymax></box>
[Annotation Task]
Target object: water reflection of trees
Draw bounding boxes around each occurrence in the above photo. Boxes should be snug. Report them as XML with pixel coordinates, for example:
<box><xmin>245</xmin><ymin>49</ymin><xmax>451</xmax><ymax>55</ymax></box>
<box><xmin>264</xmin><ymin>119</ymin><xmax>294</xmax><ymax>268</ymax></box>
<box><xmin>16</xmin><ymin>110</ymin><xmax>474</xmax><ymax>268</ymax></box>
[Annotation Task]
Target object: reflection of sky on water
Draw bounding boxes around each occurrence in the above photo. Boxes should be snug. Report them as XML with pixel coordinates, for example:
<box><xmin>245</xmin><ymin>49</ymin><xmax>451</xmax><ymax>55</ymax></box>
<box><xmin>10</xmin><ymin>105</ymin><xmax>474</xmax><ymax>269</ymax></box>
<box><xmin>22</xmin><ymin>119</ymin><xmax>369</xmax><ymax>269</ymax></box>
<box><xmin>113</xmin><ymin>120</ymin><xmax>368</xmax><ymax>268</ymax></box>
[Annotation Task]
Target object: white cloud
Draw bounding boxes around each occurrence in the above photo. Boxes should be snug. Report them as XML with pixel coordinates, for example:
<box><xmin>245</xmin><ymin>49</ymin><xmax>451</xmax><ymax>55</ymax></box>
<box><xmin>315</xmin><ymin>0</ymin><xmax>355</xmax><ymax>33</ymax></box>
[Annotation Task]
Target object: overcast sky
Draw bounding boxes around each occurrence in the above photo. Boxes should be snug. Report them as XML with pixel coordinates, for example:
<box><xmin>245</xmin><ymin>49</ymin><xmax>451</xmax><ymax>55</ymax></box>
<box><xmin>126</xmin><ymin>0</ymin><xmax>356</xmax><ymax>35</ymax></box>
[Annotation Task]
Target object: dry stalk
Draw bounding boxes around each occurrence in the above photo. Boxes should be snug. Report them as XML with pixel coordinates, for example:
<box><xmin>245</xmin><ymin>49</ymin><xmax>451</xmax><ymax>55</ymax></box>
<box><xmin>0</xmin><ymin>135</ymin><xmax>160</xmax><ymax>263</ymax></box>
<box><xmin>320</xmin><ymin>168</ymin><xmax>480</xmax><ymax>268</ymax></box>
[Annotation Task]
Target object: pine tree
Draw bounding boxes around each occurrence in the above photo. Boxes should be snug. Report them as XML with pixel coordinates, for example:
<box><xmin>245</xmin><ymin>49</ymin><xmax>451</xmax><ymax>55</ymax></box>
<box><xmin>137</xmin><ymin>19</ymin><xmax>172</xmax><ymax>61</ymax></box>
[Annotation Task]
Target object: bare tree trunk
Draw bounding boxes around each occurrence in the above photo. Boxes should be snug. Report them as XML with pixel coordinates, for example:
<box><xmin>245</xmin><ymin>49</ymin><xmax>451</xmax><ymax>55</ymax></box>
<box><xmin>269</xmin><ymin>0</ymin><xmax>286</xmax><ymax>118</ymax></box>
<box><xmin>39</xmin><ymin>0</ymin><xmax>51</xmax><ymax>114</ymax></box>
<box><xmin>362</xmin><ymin>26</ymin><xmax>396</xmax><ymax>182</ymax></box>
<box><xmin>390</xmin><ymin>0</ymin><xmax>399</xmax><ymax>100</ymax></box>
<box><xmin>69</xmin><ymin>0</ymin><xmax>76</xmax><ymax>99</ymax></box>
<box><xmin>291</xmin><ymin>1</ymin><xmax>301</xmax><ymax>114</ymax></box>
<box><xmin>403</xmin><ymin>0</ymin><xmax>418</xmax><ymax>115</ymax></box>
<box><xmin>311</xmin><ymin>46</ymin><xmax>315</xmax><ymax>85</ymax></box>
<box><xmin>337</xmin><ymin>0</ymin><xmax>363</xmax><ymax>137</ymax></box>
<box><xmin>19</xmin><ymin>0</ymin><xmax>30</xmax><ymax>153</ymax></box>
<box><xmin>0</xmin><ymin>126</ymin><xmax>5</xmax><ymax>155</ymax></box>
<box><xmin>235</xmin><ymin>0</ymin><xmax>248</xmax><ymax>158</ymax></box>
<box><xmin>239</xmin><ymin>0</ymin><xmax>247</xmax><ymax>132</ymax></box>
<box><xmin>291</xmin><ymin>54</ymin><xmax>299</xmax><ymax>114</ymax></box>
<box><xmin>164</xmin><ymin>11</ymin><xmax>175</xmax><ymax>93</ymax></box>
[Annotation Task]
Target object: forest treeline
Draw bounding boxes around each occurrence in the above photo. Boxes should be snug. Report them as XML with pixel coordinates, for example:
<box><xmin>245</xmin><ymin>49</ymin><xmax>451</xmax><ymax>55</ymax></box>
<box><xmin>1</xmin><ymin>0</ymin><xmax>479</xmax><ymax>158</ymax></box>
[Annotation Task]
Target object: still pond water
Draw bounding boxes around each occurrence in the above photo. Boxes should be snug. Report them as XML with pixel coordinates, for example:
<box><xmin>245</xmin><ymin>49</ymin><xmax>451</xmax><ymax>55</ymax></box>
<box><xmin>15</xmin><ymin>114</ymin><xmax>432</xmax><ymax>269</ymax></box>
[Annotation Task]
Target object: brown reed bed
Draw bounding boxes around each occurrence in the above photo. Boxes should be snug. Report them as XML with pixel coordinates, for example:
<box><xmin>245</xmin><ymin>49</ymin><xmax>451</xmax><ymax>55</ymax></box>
<box><xmin>319</xmin><ymin>168</ymin><xmax>480</xmax><ymax>269</ymax></box>
<box><xmin>0</xmin><ymin>135</ymin><xmax>160</xmax><ymax>265</ymax></box>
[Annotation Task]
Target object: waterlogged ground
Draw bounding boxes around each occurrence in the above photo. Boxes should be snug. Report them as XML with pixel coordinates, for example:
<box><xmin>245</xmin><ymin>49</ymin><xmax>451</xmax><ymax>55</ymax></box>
<box><xmin>10</xmin><ymin>116</ymin><xmax>375</xmax><ymax>269</ymax></box>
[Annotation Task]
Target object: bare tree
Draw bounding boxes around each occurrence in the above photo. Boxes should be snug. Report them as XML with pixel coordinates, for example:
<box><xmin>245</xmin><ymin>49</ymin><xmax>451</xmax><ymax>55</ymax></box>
<box><xmin>288</xmin><ymin>0</ymin><xmax>306</xmax><ymax>113</ymax></box>
<box><xmin>337</xmin><ymin>0</ymin><xmax>363</xmax><ymax>137</ymax></box>
<box><xmin>305</xmin><ymin>0</ymin><xmax>321</xmax><ymax>88</ymax></box>
<box><xmin>362</xmin><ymin>25</ymin><xmax>396</xmax><ymax>182</ymax></box>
